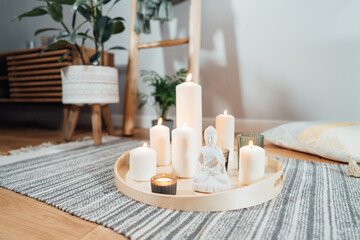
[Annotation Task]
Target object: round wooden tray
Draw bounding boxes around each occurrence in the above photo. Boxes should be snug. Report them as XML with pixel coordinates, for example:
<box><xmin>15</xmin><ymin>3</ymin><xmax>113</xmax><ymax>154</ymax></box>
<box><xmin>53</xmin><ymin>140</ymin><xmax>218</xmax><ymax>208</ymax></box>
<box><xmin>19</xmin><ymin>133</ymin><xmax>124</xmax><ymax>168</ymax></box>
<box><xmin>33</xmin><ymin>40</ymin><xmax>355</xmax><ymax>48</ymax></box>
<box><xmin>114</xmin><ymin>151</ymin><xmax>283</xmax><ymax>212</ymax></box>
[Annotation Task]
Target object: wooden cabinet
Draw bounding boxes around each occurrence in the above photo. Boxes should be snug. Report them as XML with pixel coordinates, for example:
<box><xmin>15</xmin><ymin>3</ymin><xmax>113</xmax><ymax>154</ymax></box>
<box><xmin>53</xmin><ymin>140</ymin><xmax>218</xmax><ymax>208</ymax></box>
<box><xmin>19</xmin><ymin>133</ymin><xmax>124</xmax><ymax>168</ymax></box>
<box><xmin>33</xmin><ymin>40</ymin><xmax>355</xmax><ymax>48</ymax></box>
<box><xmin>0</xmin><ymin>47</ymin><xmax>114</xmax><ymax>103</ymax></box>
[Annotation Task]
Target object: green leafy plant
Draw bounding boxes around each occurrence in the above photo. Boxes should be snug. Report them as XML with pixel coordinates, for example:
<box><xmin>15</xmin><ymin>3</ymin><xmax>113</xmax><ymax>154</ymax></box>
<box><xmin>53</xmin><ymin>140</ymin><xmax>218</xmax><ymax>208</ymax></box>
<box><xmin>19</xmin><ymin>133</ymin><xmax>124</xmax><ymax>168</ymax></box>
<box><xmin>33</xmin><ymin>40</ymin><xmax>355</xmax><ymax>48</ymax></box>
<box><xmin>13</xmin><ymin>0</ymin><xmax>126</xmax><ymax>65</ymax></box>
<box><xmin>138</xmin><ymin>68</ymin><xmax>187</xmax><ymax>121</ymax></box>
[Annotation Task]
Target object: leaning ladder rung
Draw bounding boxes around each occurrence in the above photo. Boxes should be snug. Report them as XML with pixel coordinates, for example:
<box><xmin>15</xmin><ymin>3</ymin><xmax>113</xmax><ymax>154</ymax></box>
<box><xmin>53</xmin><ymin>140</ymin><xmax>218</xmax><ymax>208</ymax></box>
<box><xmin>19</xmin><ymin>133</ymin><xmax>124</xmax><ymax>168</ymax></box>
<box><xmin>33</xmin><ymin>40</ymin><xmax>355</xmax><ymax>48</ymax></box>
<box><xmin>138</xmin><ymin>38</ymin><xmax>189</xmax><ymax>49</ymax></box>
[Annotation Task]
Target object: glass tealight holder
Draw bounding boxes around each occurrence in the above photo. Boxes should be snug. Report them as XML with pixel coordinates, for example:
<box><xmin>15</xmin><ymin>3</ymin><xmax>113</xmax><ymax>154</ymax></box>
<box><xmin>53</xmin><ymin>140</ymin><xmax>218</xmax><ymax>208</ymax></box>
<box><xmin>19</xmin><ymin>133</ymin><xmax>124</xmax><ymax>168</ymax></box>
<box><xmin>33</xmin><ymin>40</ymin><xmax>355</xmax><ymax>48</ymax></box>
<box><xmin>151</xmin><ymin>173</ymin><xmax>177</xmax><ymax>195</ymax></box>
<box><xmin>222</xmin><ymin>148</ymin><xmax>229</xmax><ymax>171</ymax></box>
<box><xmin>237</xmin><ymin>133</ymin><xmax>264</xmax><ymax>169</ymax></box>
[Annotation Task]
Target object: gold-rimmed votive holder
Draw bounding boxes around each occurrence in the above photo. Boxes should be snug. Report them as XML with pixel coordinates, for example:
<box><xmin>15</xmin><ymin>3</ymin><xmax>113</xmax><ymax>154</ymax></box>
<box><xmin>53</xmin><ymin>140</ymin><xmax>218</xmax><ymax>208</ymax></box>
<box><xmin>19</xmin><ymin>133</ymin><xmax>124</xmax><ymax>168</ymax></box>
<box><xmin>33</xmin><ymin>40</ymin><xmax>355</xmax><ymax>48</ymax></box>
<box><xmin>150</xmin><ymin>173</ymin><xmax>177</xmax><ymax>195</ymax></box>
<box><xmin>237</xmin><ymin>133</ymin><xmax>264</xmax><ymax>169</ymax></box>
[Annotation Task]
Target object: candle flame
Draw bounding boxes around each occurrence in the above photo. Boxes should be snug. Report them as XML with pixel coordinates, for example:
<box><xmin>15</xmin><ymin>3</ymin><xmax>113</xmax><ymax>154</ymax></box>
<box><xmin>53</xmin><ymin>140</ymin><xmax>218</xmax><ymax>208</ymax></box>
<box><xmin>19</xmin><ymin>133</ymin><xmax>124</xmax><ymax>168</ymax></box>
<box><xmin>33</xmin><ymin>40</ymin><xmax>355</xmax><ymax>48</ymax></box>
<box><xmin>249</xmin><ymin>140</ymin><xmax>253</xmax><ymax>146</ymax></box>
<box><xmin>186</xmin><ymin>73</ymin><xmax>192</xmax><ymax>82</ymax></box>
<box><xmin>155</xmin><ymin>178</ymin><xmax>172</xmax><ymax>183</ymax></box>
<box><xmin>158</xmin><ymin>118</ymin><xmax>162</xmax><ymax>126</ymax></box>
<box><xmin>224</xmin><ymin>110</ymin><xmax>227</xmax><ymax>115</ymax></box>
<box><xmin>183</xmin><ymin>122</ymin><xmax>188</xmax><ymax>128</ymax></box>
<box><xmin>143</xmin><ymin>142</ymin><xmax>147</xmax><ymax>148</ymax></box>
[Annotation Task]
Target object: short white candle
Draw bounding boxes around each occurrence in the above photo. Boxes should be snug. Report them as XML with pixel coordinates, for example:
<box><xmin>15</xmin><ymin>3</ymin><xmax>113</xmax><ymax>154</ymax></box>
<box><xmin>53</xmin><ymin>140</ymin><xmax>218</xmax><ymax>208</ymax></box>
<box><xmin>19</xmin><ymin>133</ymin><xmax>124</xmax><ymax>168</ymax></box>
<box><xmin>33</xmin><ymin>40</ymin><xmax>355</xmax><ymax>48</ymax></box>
<box><xmin>239</xmin><ymin>140</ymin><xmax>265</xmax><ymax>184</ymax></box>
<box><xmin>150</xmin><ymin>118</ymin><xmax>171</xmax><ymax>166</ymax></box>
<box><xmin>216</xmin><ymin>110</ymin><xmax>235</xmax><ymax>166</ymax></box>
<box><xmin>129</xmin><ymin>143</ymin><xmax>157</xmax><ymax>181</ymax></box>
<box><xmin>176</xmin><ymin>73</ymin><xmax>202</xmax><ymax>151</ymax></box>
<box><xmin>172</xmin><ymin>122</ymin><xmax>198</xmax><ymax>178</ymax></box>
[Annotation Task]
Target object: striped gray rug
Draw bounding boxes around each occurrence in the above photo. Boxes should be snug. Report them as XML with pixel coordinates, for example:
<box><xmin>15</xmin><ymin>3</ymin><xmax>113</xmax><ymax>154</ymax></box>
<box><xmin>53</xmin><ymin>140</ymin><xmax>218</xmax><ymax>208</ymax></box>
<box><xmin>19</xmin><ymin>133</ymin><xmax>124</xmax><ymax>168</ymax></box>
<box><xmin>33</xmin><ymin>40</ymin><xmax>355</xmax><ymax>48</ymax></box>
<box><xmin>1</xmin><ymin>137</ymin><xmax>360</xmax><ymax>239</ymax></box>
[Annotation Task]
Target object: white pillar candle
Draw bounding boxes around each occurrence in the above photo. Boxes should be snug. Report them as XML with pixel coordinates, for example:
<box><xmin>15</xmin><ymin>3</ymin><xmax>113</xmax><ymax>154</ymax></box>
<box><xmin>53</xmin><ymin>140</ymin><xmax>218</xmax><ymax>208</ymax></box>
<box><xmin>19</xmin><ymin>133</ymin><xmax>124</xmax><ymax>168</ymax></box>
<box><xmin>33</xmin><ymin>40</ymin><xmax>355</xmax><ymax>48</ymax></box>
<box><xmin>216</xmin><ymin>110</ymin><xmax>235</xmax><ymax>166</ymax></box>
<box><xmin>176</xmin><ymin>73</ymin><xmax>202</xmax><ymax>150</ymax></box>
<box><xmin>150</xmin><ymin>118</ymin><xmax>171</xmax><ymax>166</ymax></box>
<box><xmin>172</xmin><ymin>122</ymin><xmax>198</xmax><ymax>178</ymax></box>
<box><xmin>239</xmin><ymin>140</ymin><xmax>265</xmax><ymax>184</ymax></box>
<box><xmin>129</xmin><ymin>143</ymin><xmax>157</xmax><ymax>181</ymax></box>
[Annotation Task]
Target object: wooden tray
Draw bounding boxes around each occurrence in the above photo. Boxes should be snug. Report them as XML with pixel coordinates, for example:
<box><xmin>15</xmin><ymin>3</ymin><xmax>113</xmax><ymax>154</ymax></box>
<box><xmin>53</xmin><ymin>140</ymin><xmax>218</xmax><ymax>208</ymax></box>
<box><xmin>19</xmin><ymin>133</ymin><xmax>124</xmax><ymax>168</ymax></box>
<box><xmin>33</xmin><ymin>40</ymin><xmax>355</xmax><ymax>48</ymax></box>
<box><xmin>114</xmin><ymin>151</ymin><xmax>283</xmax><ymax>212</ymax></box>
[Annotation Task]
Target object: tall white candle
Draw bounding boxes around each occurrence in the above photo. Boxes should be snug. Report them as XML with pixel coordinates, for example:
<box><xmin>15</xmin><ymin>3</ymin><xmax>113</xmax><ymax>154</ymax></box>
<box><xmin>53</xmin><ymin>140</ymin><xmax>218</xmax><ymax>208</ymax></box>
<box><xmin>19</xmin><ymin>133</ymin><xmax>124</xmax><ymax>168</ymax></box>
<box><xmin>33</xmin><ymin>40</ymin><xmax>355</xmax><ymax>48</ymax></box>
<box><xmin>239</xmin><ymin>140</ymin><xmax>265</xmax><ymax>184</ymax></box>
<box><xmin>172</xmin><ymin>122</ymin><xmax>198</xmax><ymax>178</ymax></box>
<box><xmin>129</xmin><ymin>143</ymin><xmax>157</xmax><ymax>181</ymax></box>
<box><xmin>216</xmin><ymin>110</ymin><xmax>235</xmax><ymax>166</ymax></box>
<box><xmin>176</xmin><ymin>73</ymin><xmax>202</xmax><ymax>150</ymax></box>
<box><xmin>150</xmin><ymin>118</ymin><xmax>170</xmax><ymax>166</ymax></box>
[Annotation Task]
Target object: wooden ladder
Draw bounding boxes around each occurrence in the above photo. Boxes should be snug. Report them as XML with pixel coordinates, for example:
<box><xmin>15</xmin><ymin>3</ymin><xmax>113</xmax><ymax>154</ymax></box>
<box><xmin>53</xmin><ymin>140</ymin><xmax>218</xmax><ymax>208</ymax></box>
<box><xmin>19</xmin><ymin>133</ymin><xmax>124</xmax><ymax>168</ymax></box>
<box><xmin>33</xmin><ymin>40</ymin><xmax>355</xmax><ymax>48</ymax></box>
<box><xmin>123</xmin><ymin>0</ymin><xmax>202</xmax><ymax>136</ymax></box>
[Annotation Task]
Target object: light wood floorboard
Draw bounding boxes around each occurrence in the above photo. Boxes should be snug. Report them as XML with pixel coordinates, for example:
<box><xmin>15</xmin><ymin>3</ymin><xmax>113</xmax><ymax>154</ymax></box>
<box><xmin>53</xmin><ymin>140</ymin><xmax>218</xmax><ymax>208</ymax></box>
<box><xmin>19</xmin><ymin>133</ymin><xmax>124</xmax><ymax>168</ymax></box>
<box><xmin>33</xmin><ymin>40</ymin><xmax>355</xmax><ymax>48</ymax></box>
<box><xmin>0</xmin><ymin>188</ymin><xmax>97</xmax><ymax>240</ymax></box>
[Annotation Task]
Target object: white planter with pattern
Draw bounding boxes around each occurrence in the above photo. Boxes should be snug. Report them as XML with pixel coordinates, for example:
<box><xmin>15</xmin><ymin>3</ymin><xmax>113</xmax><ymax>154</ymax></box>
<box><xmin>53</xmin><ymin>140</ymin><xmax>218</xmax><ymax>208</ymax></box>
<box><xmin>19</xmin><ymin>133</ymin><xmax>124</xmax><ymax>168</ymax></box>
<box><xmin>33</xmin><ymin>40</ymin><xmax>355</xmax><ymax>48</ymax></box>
<box><xmin>61</xmin><ymin>65</ymin><xmax>119</xmax><ymax>104</ymax></box>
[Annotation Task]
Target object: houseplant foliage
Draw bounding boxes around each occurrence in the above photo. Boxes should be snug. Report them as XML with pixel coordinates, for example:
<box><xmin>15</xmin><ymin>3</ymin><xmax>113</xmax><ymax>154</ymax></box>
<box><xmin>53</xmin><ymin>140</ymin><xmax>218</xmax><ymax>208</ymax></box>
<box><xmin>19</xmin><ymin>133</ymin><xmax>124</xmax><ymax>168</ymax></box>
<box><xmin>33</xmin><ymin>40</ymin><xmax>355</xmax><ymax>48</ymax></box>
<box><xmin>138</xmin><ymin>68</ymin><xmax>187</xmax><ymax>121</ymax></box>
<box><xmin>14</xmin><ymin>0</ymin><xmax>126</xmax><ymax>65</ymax></box>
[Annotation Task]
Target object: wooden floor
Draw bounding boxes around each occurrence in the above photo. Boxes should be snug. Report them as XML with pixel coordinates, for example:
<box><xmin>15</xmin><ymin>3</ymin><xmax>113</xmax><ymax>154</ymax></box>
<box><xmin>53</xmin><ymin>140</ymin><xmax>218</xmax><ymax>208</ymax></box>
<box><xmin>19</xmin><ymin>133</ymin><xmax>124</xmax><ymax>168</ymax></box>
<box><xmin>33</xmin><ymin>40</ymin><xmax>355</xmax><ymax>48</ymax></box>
<box><xmin>0</xmin><ymin>124</ymin><xmax>344</xmax><ymax>239</ymax></box>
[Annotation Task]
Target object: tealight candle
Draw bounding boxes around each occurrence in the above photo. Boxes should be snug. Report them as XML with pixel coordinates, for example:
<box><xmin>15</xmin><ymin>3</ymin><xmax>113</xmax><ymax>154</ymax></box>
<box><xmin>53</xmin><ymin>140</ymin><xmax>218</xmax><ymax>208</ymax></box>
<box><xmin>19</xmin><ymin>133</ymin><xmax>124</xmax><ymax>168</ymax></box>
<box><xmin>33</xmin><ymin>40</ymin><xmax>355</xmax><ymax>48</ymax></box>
<box><xmin>172</xmin><ymin>122</ymin><xmax>198</xmax><ymax>178</ymax></box>
<box><xmin>216</xmin><ymin>110</ymin><xmax>235</xmax><ymax>166</ymax></box>
<box><xmin>239</xmin><ymin>140</ymin><xmax>265</xmax><ymax>184</ymax></box>
<box><xmin>129</xmin><ymin>143</ymin><xmax>157</xmax><ymax>181</ymax></box>
<box><xmin>150</xmin><ymin>118</ymin><xmax>171</xmax><ymax>166</ymax></box>
<box><xmin>151</xmin><ymin>173</ymin><xmax>177</xmax><ymax>195</ymax></box>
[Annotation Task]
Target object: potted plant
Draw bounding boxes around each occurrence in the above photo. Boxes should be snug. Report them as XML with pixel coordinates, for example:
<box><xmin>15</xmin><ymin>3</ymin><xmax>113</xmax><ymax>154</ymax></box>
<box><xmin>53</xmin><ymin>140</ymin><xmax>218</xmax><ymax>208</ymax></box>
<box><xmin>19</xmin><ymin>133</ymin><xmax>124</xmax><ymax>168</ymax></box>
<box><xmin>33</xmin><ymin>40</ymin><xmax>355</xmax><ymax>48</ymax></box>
<box><xmin>14</xmin><ymin>0</ymin><xmax>126</xmax><ymax>104</ymax></box>
<box><xmin>138</xmin><ymin>68</ymin><xmax>187</xmax><ymax>133</ymax></box>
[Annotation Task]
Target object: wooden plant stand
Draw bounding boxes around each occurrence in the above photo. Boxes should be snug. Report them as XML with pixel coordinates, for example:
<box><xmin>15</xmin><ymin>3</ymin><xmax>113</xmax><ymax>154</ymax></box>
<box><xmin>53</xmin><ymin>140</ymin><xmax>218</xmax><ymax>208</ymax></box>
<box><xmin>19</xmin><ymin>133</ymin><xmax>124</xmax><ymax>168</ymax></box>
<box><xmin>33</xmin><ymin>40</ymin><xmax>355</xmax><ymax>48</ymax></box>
<box><xmin>63</xmin><ymin>104</ymin><xmax>115</xmax><ymax>145</ymax></box>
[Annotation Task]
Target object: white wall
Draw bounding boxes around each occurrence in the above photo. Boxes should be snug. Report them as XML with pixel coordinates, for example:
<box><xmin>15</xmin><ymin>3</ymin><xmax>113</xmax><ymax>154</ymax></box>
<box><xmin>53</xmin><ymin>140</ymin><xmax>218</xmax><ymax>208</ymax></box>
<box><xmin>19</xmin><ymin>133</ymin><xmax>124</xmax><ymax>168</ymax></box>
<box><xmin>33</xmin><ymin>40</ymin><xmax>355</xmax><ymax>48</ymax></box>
<box><xmin>1</xmin><ymin>0</ymin><xmax>360</xmax><ymax>130</ymax></box>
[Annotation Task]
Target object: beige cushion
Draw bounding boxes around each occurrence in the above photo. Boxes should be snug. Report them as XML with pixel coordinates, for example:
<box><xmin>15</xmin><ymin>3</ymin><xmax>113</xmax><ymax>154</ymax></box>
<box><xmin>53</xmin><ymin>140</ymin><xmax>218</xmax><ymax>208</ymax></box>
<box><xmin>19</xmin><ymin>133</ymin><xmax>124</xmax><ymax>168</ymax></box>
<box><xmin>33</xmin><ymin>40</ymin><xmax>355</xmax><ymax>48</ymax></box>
<box><xmin>262</xmin><ymin>122</ymin><xmax>360</xmax><ymax>163</ymax></box>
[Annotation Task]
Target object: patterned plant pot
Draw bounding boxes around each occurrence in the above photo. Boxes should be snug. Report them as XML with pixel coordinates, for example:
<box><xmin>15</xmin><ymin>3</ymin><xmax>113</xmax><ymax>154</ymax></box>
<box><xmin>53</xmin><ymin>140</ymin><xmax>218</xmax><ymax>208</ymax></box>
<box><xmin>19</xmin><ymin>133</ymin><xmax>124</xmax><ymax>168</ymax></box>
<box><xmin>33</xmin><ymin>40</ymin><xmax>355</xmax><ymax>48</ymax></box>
<box><xmin>61</xmin><ymin>65</ymin><xmax>119</xmax><ymax>104</ymax></box>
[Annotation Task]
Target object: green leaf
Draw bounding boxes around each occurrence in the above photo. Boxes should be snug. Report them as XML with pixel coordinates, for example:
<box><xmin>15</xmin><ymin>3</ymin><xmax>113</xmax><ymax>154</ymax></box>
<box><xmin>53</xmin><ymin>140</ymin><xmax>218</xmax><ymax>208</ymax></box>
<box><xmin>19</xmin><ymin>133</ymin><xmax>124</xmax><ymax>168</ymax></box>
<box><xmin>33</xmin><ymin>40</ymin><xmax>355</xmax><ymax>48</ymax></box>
<box><xmin>47</xmin><ymin>3</ymin><xmax>63</xmax><ymax>22</ymax></box>
<box><xmin>81</xmin><ymin>29</ymin><xmax>90</xmax><ymax>46</ymax></box>
<box><xmin>89</xmin><ymin>51</ymin><xmax>101</xmax><ymax>65</ymax></box>
<box><xmin>137</xmin><ymin>92</ymin><xmax>148</xmax><ymax>110</ymax></box>
<box><xmin>107</xmin><ymin>0</ymin><xmax>121</xmax><ymax>14</ymax></box>
<box><xmin>113</xmin><ymin>16</ymin><xmax>125</xmax><ymax>21</ymax></box>
<box><xmin>12</xmin><ymin>7</ymin><xmax>47</xmax><ymax>22</ymax></box>
<box><xmin>72</xmin><ymin>11</ymin><xmax>76</xmax><ymax>29</ymax></box>
<box><xmin>107</xmin><ymin>46</ymin><xmax>126</xmax><ymax>51</ymax></box>
<box><xmin>96</xmin><ymin>16</ymin><xmax>111</xmax><ymax>31</ymax></box>
<box><xmin>77</xmin><ymin>6</ymin><xmax>91</xmax><ymax>21</ymax></box>
<box><xmin>96</xmin><ymin>16</ymin><xmax>113</xmax><ymax>43</ymax></box>
<box><xmin>56</xmin><ymin>34</ymin><xmax>70</xmax><ymax>41</ymax></box>
<box><xmin>70</xmin><ymin>20</ymin><xmax>87</xmax><ymax>43</ymax></box>
<box><xmin>58</xmin><ymin>49</ymin><xmax>73</xmax><ymax>62</ymax></box>
<box><xmin>112</xmin><ymin>20</ymin><xmax>124</xmax><ymax>34</ymax></box>
<box><xmin>77</xmin><ymin>32</ymin><xmax>94</xmax><ymax>40</ymax></box>
<box><xmin>35</xmin><ymin>28</ymin><xmax>62</xmax><ymax>36</ymax></box>
<box><xmin>39</xmin><ymin>0</ymin><xmax>75</xmax><ymax>4</ymax></box>
<box><xmin>40</xmin><ymin>40</ymin><xmax>72</xmax><ymax>55</ymax></box>
<box><xmin>94</xmin><ymin>7</ymin><xmax>102</xmax><ymax>20</ymax></box>
<box><xmin>95</xmin><ymin>0</ymin><xmax>111</xmax><ymax>7</ymax></box>
<box><xmin>72</xmin><ymin>0</ymin><xmax>87</xmax><ymax>11</ymax></box>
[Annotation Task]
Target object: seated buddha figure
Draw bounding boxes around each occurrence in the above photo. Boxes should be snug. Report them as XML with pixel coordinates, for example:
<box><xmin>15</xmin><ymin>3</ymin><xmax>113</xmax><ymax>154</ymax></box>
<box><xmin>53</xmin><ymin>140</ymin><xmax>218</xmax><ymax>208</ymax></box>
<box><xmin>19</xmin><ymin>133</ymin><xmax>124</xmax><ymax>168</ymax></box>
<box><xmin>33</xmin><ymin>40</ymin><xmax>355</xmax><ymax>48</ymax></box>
<box><xmin>193</xmin><ymin>126</ymin><xmax>231</xmax><ymax>193</ymax></box>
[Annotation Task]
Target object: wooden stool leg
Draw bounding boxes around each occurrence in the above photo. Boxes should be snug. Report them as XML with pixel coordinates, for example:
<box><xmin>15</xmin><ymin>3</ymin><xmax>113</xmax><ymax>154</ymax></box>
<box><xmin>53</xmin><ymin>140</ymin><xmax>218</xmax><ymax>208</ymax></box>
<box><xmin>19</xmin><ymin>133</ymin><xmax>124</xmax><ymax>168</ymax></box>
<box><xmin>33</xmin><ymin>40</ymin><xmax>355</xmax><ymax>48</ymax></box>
<box><xmin>91</xmin><ymin>104</ymin><xmax>102</xmax><ymax>145</ymax></box>
<box><xmin>64</xmin><ymin>105</ymin><xmax>81</xmax><ymax>142</ymax></box>
<box><xmin>62</xmin><ymin>104</ymin><xmax>71</xmax><ymax>132</ymax></box>
<box><xmin>101</xmin><ymin>105</ymin><xmax>115</xmax><ymax>135</ymax></box>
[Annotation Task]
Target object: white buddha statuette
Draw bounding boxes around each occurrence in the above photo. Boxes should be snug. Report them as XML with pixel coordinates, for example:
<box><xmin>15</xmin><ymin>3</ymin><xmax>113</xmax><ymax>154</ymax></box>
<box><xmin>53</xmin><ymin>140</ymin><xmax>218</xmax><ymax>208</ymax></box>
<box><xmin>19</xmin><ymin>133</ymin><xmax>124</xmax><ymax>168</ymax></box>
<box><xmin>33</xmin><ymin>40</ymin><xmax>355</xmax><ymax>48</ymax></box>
<box><xmin>193</xmin><ymin>126</ymin><xmax>231</xmax><ymax>193</ymax></box>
